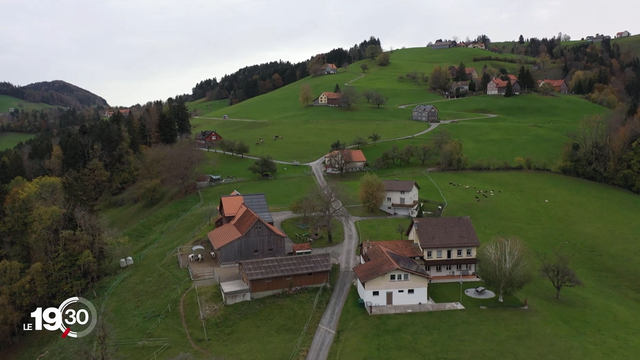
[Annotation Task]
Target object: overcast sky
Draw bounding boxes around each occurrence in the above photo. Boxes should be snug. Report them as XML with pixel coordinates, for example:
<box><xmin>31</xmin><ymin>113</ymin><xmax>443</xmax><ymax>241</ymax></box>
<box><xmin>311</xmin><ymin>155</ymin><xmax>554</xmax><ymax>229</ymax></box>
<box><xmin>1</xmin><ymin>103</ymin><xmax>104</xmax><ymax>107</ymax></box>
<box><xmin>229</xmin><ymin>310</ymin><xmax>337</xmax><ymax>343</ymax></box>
<box><xmin>1</xmin><ymin>0</ymin><xmax>636</xmax><ymax>106</ymax></box>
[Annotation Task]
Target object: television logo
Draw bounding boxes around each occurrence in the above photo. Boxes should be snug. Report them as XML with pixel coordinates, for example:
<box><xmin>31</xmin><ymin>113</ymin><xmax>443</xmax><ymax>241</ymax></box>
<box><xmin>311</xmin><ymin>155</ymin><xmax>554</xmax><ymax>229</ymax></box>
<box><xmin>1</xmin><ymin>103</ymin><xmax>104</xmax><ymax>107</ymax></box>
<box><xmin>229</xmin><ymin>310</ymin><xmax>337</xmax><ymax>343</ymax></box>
<box><xmin>24</xmin><ymin>297</ymin><xmax>98</xmax><ymax>338</ymax></box>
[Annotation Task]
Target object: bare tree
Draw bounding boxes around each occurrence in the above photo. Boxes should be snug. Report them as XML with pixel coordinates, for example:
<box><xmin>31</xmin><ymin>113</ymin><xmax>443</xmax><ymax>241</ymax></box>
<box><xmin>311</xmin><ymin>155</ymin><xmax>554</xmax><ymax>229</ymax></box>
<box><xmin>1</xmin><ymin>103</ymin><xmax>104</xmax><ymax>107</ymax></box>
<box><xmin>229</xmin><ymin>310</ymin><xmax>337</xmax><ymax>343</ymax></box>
<box><xmin>302</xmin><ymin>183</ymin><xmax>350</xmax><ymax>243</ymax></box>
<box><xmin>477</xmin><ymin>238</ymin><xmax>534</xmax><ymax>302</ymax></box>
<box><xmin>362</xmin><ymin>89</ymin><xmax>375</xmax><ymax>103</ymax></box>
<box><xmin>416</xmin><ymin>143</ymin><xmax>435</xmax><ymax>165</ymax></box>
<box><xmin>326</xmin><ymin>149</ymin><xmax>353</xmax><ymax>174</ymax></box>
<box><xmin>452</xmin><ymin>35</ymin><xmax>460</xmax><ymax>42</ymax></box>
<box><xmin>539</xmin><ymin>247</ymin><xmax>583</xmax><ymax>299</ymax></box>
<box><xmin>340</xmin><ymin>87</ymin><xmax>360</xmax><ymax>109</ymax></box>
<box><xmin>371</xmin><ymin>92</ymin><xmax>387</xmax><ymax>108</ymax></box>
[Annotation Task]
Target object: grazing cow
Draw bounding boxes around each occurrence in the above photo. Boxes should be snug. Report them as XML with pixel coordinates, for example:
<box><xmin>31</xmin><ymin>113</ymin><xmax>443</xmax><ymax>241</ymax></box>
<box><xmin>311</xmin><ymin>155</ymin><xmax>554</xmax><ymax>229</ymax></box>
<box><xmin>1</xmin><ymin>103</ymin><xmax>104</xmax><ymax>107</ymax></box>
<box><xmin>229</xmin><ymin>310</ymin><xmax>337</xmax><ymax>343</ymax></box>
<box><xmin>188</xmin><ymin>254</ymin><xmax>195</xmax><ymax>263</ymax></box>
<box><xmin>197</xmin><ymin>254</ymin><xmax>203</xmax><ymax>262</ymax></box>
<box><xmin>260</xmin><ymin>138</ymin><xmax>263</xmax><ymax>143</ymax></box>
<box><xmin>273</xmin><ymin>136</ymin><xmax>277</xmax><ymax>140</ymax></box>
<box><xmin>256</xmin><ymin>142</ymin><xmax>259</xmax><ymax>145</ymax></box>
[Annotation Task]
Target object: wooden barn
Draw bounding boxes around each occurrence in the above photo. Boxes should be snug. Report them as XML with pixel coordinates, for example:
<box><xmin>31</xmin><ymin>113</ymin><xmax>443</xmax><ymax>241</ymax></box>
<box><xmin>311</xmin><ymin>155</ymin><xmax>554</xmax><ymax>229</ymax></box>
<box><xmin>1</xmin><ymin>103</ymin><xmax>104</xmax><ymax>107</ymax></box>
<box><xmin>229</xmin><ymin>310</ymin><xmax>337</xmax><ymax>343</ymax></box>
<box><xmin>239</xmin><ymin>253</ymin><xmax>331</xmax><ymax>298</ymax></box>
<box><xmin>208</xmin><ymin>204</ymin><xmax>286</xmax><ymax>266</ymax></box>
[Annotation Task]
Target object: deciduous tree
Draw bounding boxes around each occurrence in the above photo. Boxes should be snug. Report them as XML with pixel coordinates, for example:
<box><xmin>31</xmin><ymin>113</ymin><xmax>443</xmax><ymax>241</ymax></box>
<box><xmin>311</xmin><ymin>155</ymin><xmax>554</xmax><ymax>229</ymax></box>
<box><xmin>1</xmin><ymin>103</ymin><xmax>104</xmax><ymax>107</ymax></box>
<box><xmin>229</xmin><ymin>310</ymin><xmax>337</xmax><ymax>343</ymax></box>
<box><xmin>299</xmin><ymin>84</ymin><xmax>314</xmax><ymax>106</ymax></box>
<box><xmin>416</xmin><ymin>143</ymin><xmax>435</xmax><ymax>165</ymax></box>
<box><xmin>352</xmin><ymin>136</ymin><xmax>368</xmax><ymax>148</ymax></box>
<box><xmin>377</xmin><ymin>52</ymin><xmax>390</xmax><ymax>66</ymax></box>
<box><xmin>362</xmin><ymin>89</ymin><xmax>375</xmax><ymax>103</ymax></box>
<box><xmin>235</xmin><ymin>141</ymin><xmax>250</xmax><ymax>158</ymax></box>
<box><xmin>340</xmin><ymin>87</ymin><xmax>360</xmax><ymax>109</ymax></box>
<box><xmin>430</xmin><ymin>66</ymin><xmax>450</xmax><ymax>92</ymax></box>
<box><xmin>248</xmin><ymin>155</ymin><xmax>278</xmax><ymax>176</ymax></box>
<box><xmin>368</xmin><ymin>133</ymin><xmax>381</xmax><ymax>145</ymax></box>
<box><xmin>365</xmin><ymin>45</ymin><xmax>382</xmax><ymax>59</ymax></box>
<box><xmin>539</xmin><ymin>247</ymin><xmax>583</xmax><ymax>299</ymax></box>
<box><xmin>372</xmin><ymin>92</ymin><xmax>387</xmax><ymax>108</ymax></box>
<box><xmin>359</xmin><ymin>173</ymin><xmax>385</xmax><ymax>212</ymax></box>
<box><xmin>360</xmin><ymin>64</ymin><xmax>369</xmax><ymax>73</ymax></box>
<box><xmin>477</xmin><ymin>237</ymin><xmax>534</xmax><ymax>302</ymax></box>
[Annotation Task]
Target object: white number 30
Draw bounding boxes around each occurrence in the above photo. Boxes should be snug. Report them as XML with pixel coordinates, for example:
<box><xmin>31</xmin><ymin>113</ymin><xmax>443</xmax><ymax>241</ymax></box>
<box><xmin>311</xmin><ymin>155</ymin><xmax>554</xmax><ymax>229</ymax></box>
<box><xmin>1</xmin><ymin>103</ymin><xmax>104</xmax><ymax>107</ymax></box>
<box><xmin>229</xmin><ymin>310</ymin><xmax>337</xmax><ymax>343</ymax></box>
<box><xmin>65</xmin><ymin>309</ymin><xmax>89</xmax><ymax>325</ymax></box>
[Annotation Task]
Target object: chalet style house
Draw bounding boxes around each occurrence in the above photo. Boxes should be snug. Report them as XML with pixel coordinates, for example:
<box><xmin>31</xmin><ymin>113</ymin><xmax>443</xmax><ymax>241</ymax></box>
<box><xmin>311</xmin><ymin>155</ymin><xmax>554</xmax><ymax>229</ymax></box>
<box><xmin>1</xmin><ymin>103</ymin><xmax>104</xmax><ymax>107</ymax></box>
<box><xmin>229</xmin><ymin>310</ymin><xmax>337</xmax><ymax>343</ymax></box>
<box><xmin>411</xmin><ymin>105</ymin><xmax>438</xmax><ymax>122</ymax></box>
<box><xmin>208</xmin><ymin>191</ymin><xmax>285</xmax><ymax>265</ymax></box>
<box><xmin>320</xmin><ymin>63</ymin><xmax>337</xmax><ymax>75</ymax></box>
<box><xmin>616</xmin><ymin>30</ymin><xmax>631</xmax><ymax>38</ymax></box>
<box><xmin>487</xmin><ymin>78</ymin><xmax>521</xmax><ymax>95</ymax></box>
<box><xmin>354</xmin><ymin>240</ymin><xmax>430</xmax><ymax>307</ymax></box>
<box><xmin>239</xmin><ymin>253</ymin><xmax>331</xmax><ymax>298</ymax></box>
<box><xmin>324</xmin><ymin>149</ymin><xmax>367</xmax><ymax>173</ymax></box>
<box><xmin>538</xmin><ymin>79</ymin><xmax>569</xmax><ymax>93</ymax></box>
<box><xmin>195</xmin><ymin>130</ymin><xmax>223</xmax><ymax>148</ymax></box>
<box><xmin>380</xmin><ymin>180</ymin><xmax>420</xmax><ymax>217</ymax></box>
<box><xmin>313</xmin><ymin>91</ymin><xmax>342</xmax><ymax>107</ymax></box>
<box><xmin>406</xmin><ymin>217</ymin><xmax>481</xmax><ymax>279</ymax></box>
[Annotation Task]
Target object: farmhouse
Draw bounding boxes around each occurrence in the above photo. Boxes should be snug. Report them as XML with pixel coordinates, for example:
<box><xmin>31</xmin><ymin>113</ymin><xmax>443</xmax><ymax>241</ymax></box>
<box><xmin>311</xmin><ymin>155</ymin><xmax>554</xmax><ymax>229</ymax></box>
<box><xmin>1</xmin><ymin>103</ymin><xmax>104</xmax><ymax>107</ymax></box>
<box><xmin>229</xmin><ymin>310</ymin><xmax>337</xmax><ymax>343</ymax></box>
<box><xmin>355</xmin><ymin>240</ymin><xmax>430</xmax><ymax>307</ymax></box>
<box><xmin>313</xmin><ymin>91</ymin><xmax>342</xmax><ymax>107</ymax></box>
<box><xmin>450</xmin><ymin>81</ymin><xmax>470</xmax><ymax>94</ymax></box>
<box><xmin>487</xmin><ymin>78</ymin><xmax>521</xmax><ymax>95</ymax></box>
<box><xmin>592</xmin><ymin>35</ymin><xmax>611</xmax><ymax>42</ymax></box>
<box><xmin>380</xmin><ymin>180</ymin><xmax>420</xmax><ymax>217</ymax></box>
<box><xmin>324</xmin><ymin>149</ymin><xmax>367</xmax><ymax>173</ymax></box>
<box><xmin>467</xmin><ymin>43</ymin><xmax>486</xmax><ymax>50</ymax></box>
<box><xmin>104</xmin><ymin>108</ymin><xmax>130</xmax><ymax>117</ymax></box>
<box><xmin>448</xmin><ymin>66</ymin><xmax>478</xmax><ymax>80</ymax></box>
<box><xmin>538</xmin><ymin>79</ymin><xmax>569</xmax><ymax>93</ymax></box>
<box><xmin>411</xmin><ymin>105</ymin><xmax>438</xmax><ymax>122</ymax></box>
<box><xmin>239</xmin><ymin>253</ymin><xmax>331</xmax><ymax>298</ymax></box>
<box><xmin>195</xmin><ymin>130</ymin><xmax>223</xmax><ymax>148</ymax></box>
<box><xmin>616</xmin><ymin>30</ymin><xmax>631</xmax><ymax>38</ymax></box>
<box><xmin>209</xmin><ymin>192</ymin><xmax>285</xmax><ymax>265</ymax></box>
<box><xmin>407</xmin><ymin>217</ymin><xmax>480</xmax><ymax>280</ymax></box>
<box><xmin>430</xmin><ymin>41</ymin><xmax>456</xmax><ymax>49</ymax></box>
<box><xmin>320</xmin><ymin>63</ymin><xmax>337</xmax><ymax>75</ymax></box>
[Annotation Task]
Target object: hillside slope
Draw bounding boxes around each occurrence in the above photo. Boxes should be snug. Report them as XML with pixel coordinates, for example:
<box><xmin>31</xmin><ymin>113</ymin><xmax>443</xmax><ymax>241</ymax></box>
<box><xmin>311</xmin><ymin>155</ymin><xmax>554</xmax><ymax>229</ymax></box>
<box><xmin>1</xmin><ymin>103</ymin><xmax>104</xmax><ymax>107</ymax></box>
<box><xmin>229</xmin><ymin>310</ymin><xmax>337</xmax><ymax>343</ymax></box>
<box><xmin>0</xmin><ymin>94</ymin><xmax>53</xmax><ymax>113</ymax></box>
<box><xmin>0</xmin><ymin>80</ymin><xmax>108</xmax><ymax>108</ymax></box>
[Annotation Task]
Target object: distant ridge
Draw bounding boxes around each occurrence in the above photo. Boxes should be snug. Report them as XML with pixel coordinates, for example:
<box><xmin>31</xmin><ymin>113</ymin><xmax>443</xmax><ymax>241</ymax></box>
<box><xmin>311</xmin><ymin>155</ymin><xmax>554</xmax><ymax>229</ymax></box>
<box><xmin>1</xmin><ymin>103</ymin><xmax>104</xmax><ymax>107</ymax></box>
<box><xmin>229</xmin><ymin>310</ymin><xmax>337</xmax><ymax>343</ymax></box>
<box><xmin>0</xmin><ymin>80</ymin><xmax>109</xmax><ymax>108</ymax></box>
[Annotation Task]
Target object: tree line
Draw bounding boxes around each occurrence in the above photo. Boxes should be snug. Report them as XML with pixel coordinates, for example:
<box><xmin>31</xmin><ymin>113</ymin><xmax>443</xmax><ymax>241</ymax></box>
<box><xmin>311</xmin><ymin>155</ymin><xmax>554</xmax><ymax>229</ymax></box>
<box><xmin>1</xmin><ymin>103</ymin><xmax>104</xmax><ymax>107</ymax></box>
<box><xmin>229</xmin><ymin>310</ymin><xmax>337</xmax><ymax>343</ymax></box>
<box><xmin>0</xmin><ymin>80</ymin><xmax>109</xmax><ymax>108</ymax></box>
<box><xmin>190</xmin><ymin>37</ymin><xmax>382</xmax><ymax>105</ymax></box>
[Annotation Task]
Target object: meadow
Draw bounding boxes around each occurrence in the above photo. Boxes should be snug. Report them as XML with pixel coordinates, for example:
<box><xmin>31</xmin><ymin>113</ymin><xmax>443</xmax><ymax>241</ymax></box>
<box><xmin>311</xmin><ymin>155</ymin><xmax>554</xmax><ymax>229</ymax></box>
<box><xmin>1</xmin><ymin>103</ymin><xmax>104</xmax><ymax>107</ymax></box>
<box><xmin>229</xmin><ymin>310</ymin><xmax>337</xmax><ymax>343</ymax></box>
<box><xmin>0</xmin><ymin>94</ymin><xmax>53</xmax><ymax>112</ymax></box>
<box><xmin>328</xmin><ymin>170</ymin><xmax>640</xmax><ymax>360</ymax></box>
<box><xmin>0</xmin><ymin>132</ymin><xmax>34</xmax><ymax>150</ymax></box>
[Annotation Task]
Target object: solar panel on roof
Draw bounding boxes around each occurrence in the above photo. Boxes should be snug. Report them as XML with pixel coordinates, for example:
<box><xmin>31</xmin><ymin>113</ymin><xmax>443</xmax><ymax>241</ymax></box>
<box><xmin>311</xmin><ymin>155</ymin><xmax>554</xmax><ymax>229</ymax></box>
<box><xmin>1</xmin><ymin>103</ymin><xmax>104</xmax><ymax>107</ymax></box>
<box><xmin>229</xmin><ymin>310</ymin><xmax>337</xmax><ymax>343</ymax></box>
<box><xmin>242</xmin><ymin>193</ymin><xmax>274</xmax><ymax>223</ymax></box>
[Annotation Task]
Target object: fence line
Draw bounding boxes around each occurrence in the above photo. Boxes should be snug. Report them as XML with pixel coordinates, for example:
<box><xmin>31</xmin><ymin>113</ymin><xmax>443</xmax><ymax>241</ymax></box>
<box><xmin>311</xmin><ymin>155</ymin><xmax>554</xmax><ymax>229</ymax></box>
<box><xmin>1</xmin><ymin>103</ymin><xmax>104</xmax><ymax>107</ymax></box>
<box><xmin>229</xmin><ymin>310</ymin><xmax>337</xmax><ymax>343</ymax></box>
<box><xmin>288</xmin><ymin>281</ymin><xmax>327</xmax><ymax>360</ymax></box>
<box><xmin>425</xmin><ymin>170</ymin><xmax>448</xmax><ymax>214</ymax></box>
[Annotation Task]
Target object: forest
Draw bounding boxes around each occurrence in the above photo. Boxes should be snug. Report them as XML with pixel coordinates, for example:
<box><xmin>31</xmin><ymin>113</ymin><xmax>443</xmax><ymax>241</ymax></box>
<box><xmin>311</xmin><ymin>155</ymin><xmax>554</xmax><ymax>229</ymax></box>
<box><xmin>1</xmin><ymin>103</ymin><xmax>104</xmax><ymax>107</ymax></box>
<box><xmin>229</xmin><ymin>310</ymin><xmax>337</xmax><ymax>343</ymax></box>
<box><xmin>0</xmin><ymin>80</ymin><xmax>109</xmax><ymax>108</ymax></box>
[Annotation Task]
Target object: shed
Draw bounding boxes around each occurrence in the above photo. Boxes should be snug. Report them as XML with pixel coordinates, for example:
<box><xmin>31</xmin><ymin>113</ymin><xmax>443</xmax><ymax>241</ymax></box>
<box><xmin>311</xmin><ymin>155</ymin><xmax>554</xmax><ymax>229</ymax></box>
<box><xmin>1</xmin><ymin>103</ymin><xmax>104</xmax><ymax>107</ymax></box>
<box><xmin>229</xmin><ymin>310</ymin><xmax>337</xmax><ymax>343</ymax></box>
<box><xmin>220</xmin><ymin>280</ymin><xmax>251</xmax><ymax>305</ymax></box>
<box><xmin>292</xmin><ymin>243</ymin><xmax>312</xmax><ymax>255</ymax></box>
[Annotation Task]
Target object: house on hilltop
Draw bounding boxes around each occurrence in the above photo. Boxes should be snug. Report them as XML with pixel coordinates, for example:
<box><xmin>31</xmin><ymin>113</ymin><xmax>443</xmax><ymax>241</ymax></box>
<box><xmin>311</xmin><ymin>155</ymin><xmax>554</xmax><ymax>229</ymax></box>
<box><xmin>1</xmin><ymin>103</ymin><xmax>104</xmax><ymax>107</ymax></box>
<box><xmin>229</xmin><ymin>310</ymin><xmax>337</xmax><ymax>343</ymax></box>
<box><xmin>467</xmin><ymin>43</ymin><xmax>486</xmax><ymax>50</ymax></box>
<box><xmin>209</xmin><ymin>191</ymin><xmax>285</xmax><ymax>265</ymax></box>
<box><xmin>538</xmin><ymin>79</ymin><xmax>568</xmax><ymax>93</ymax></box>
<box><xmin>313</xmin><ymin>91</ymin><xmax>342</xmax><ymax>107</ymax></box>
<box><xmin>448</xmin><ymin>66</ymin><xmax>478</xmax><ymax>80</ymax></box>
<box><xmin>324</xmin><ymin>149</ymin><xmax>367</xmax><ymax>173</ymax></box>
<box><xmin>487</xmin><ymin>78</ymin><xmax>520</xmax><ymax>95</ymax></box>
<box><xmin>380</xmin><ymin>180</ymin><xmax>421</xmax><ymax>217</ymax></box>
<box><xmin>354</xmin><ymin>240</ymin><xmax>430</xmax><ymax>307</ymax></box>
<box><xmin>430</xmin><ymin>41</ymin><xmax>456</xmax><ymax>49</ymax></box>
<box><xmin>411</xmin><ymin>105</ymin><xmax>438</xmax><ymax>122</ymax></box>
<box><xmin>616</xmin><ymin>30</ymin><xmax>631</xmax><ymax>38</ymax></box>
<box><xmin>195</xmin><ymin>130</ymin><xmax>223</xmax><ymax>148</ymax></box>
<box><xmin>320</xmin><ymin>63</ymin><xmax>338</xmax><ymax>75</ymax></box>
<box><xmin>406</xmin><ymin>217</ymin><xmax>481</xmax><ymax>280</ymax></box>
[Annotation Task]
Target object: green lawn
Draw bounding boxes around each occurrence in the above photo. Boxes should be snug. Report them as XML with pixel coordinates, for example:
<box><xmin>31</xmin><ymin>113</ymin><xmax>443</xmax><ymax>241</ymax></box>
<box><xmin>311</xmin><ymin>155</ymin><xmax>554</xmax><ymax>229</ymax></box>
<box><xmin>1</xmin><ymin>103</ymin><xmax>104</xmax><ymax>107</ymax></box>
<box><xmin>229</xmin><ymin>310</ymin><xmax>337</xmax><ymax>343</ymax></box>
<box><xmin>198</xmin><ymin>150</ymin><xmax>311</xmax><ymax>179</ymax></box>
<box><xmin>429</xmin><ymin>282</ymin><xmax>523</xmax><ymax>308</ymax></box>
<box><xmin>0</xmin><ymin>132</ymin><xmax>33</xmax><ymax>150</ymax></box>
<box><xmin>187</xmin><ymin>98</ymin><xmax>228</xmax><ymax>116</ymax></box>
<box><xmin>329</xmin><ymin>171</ymin><xmax>640</xmax><ymax>360</ymax></box>
<box><xmin>0</xmin><ymin>95</ymin><xmax>53</xmax><ymax>113</ymax></box>
<box><xmin>356</xmin><ymin>218</ymin><xmax>412</xmax><ymax>243</ymax></box>
<box><xmin>345</xmin><ymin>205</ymin><xmax>388</xmax><ymax>217</ymax></box>
<box><xmin>281</xmin><ymin>217</ymin><xmax>344</xmax><ymax>248</ymax></box>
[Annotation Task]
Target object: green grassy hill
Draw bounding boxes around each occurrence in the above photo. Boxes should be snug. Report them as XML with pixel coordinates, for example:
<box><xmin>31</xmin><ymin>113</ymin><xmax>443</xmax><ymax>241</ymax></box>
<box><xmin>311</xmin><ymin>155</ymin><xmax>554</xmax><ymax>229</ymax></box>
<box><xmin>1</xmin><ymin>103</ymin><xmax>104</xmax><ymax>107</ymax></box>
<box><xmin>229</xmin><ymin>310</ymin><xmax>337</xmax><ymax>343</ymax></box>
<box><xmin>0</xmin><ymin>95</ymin><xmax>53</xmax><ymax>113</ymax></box>
<box><xmin>0</xmin><ymin>132</ymin><xmax>34</xmax><ymax>150</ymax></box>
<box><xmin>190</xmin><ymin>46</ymin><xmax>606</xmax><ymax>163</ymax></box>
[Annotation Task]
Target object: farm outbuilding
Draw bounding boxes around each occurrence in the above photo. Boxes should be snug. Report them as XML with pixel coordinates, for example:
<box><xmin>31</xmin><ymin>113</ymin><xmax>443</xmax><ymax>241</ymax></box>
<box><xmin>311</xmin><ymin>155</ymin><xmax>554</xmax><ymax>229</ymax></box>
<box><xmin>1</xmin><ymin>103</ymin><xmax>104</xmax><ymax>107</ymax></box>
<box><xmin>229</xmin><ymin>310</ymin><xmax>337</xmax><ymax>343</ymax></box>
<box><xmin>220</xmin><ymin>280</ymin><xmax>251</xmax><ymax>305</ymax></box>
<box><xmin>239</xmin><ymin>253</ymin><xmax>331</xmax><ymax>298</ymax></box>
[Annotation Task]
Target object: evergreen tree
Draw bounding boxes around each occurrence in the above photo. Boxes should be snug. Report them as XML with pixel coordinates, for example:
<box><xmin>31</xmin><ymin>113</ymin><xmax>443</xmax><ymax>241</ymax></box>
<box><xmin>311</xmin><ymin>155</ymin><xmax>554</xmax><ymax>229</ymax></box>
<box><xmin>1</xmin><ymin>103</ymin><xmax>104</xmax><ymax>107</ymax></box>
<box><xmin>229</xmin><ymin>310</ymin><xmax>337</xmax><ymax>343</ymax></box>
<box><xmin>518</xmin><ymin>35</ymin><xmax>525</xmax><ymax>44</ymax></box>
<box><xmin>505</xmin><ymin>80</ymin><xmax>514</xmax><ymax>97</ymax></box>
<box><xmin>125</xmin><ymin>112</ymin><xmax>140</xmax><ymax>153</ymax></box>
<box><xmin>334</xmin><ymin>83</ymin><xmax>342</xmax><ymax>93</ymax></box>
<box><xmin>469</xmin><ymin>79</ymin><xmax>476</xmax><ymax>92</ymax></box>
<box><xmin>480</xmin><ymin>72</ymin><xmax>492</xmax><ymax>91</ymax></box>
<box><xmin>172</xmin><ymin>97</ymin><xmax>191</xmax><ymax>136</ymax></box>
<box><xmin>454</xmin><ymin>62</ymin><xmax>467</xmax><ymax>81</ymax></box>
<box><xmin>158</xmin><ymin>112</ymin><xmax>177</xmax><ymax>144</ymax></box>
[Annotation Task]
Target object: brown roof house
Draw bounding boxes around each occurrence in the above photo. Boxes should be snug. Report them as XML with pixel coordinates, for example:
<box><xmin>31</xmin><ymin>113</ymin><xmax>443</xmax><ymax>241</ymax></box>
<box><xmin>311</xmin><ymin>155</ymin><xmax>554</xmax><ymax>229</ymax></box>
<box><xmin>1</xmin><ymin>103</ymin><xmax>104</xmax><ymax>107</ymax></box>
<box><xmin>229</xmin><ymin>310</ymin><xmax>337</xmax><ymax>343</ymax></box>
<box><xmin>448</xmin><ymin>66</ymin><xmax>478</xmax><ymax>80</ymax></box>
<box><xmin>537</xmin><ymin>79</ymin><xmax>569</xmax><ymax>93</ymax></box>
<box><xmin>313</xmin><ymin>91</ymin><xmax>342</xmax><ymax>107</ymax></box>
<box><xmin>406</xmin><ymin>217</ymin><xmax>481</xmax><ymax>281</ymax></box>
<box><xmin>324</xmin><ymin>149</ymin><xmax>367</xmax><ymax>174</ymax></box>
<box><xmin>208</xmin><ymin>192</ymin><xmax>285</xmax><ymax>265</ymax></box>
<box><xmin>487</xmin><ymin>78</ymin><xmax>521</xmax><ymax>95</ymax></box>
<box><xmin>380</xmin><ymin>180</ymin><xmax>421</xmax><ymax>217</ymax></box>
<box><xmin>354</xmin><ymin>240</ymin><xmax>430</xmax><ymax>307</ymax></box>
<box><xmin>411</xmin><ymin>105</ymin><xmax>438</xmax><ymax>122</ymax></box>
<box><xmin>320</xmin><ymin>63</ymin><xmax>338</xmax><ymax>75</ymax></box>
<box><xmin>239</xmin><ymin>253</ymin><xmax>331</xmax><ymax>298</ymax></box>
<box><xmin>195</xmin><ymin>130</ymin><xmax>223</xmax><ymax>148</ymax></box>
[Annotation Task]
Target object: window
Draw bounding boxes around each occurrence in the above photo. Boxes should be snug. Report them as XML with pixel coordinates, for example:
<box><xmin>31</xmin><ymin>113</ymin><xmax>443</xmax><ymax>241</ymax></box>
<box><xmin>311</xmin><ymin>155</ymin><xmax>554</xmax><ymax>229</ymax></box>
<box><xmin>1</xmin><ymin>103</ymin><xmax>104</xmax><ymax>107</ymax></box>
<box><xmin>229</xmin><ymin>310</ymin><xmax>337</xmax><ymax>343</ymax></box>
<box><xmin>308</xmin><ymin>273</ymin><xmax>313</xmax><ymax>277</ymax></box>
<box><xmin>387</xmin><ymin>207</ymin><xmax>392</xmax><ymax>210</ymax></box>
<box><xmin>212</xmin><ymin>136</ymin><xmax>217</xmax><ymax>140</ymax></box>
<box><xmin>267</xmin><ymin>248</ymin><xmax>273</xmax><ymax>253</ymax></box>
<box><xmin>400</xmin><ymin>191</ymin><xmax>406</xmax><ymax>195</ymax></box>
<box><xmin>398</xmin><ymin>290</ymin><xmax>404</xmax><ymax>293</ymax></box>
<box><xmin>373</xmin><ymin>291</ymin><xmax>379</xmax><ymax>296</ymax></box>
<box><xmin>436</xmin><ymin>250</ymin><xmax>442</xmax><ymax>258</ymax></box>
<box><xmin>427</xmin><ymin>251</ymin><xmax>432</xmax><ymax>259</ymax></box>
<box><xmin>408</xmin><ymin>289</ymin><xmax>415</xmax><ymax>294</ymax></box>
<box><xmin>387</xmin><ymin>197</ymin><xmax>391</xmax><ymax>202</ymax></box>
<box><xmin>467</xmin><ymin>248</ymin><xmax>472</xmax><ymax>256</ymax></box>
<box><xmin>403</xmin><ymin>274</ymin><xmax>409</xmax><ymax>281</ymax></box>
<box><xmin>400</xmin><ymin>197</ymin><xmax>405</xmax><ymax>204</ymax></box>
<box><xmin>253</xmin><ymin>250</ymin><xmax>259</xmax><ymax>255</ymax></box>
<box><xmin>256</xmin><ymin>225</ymin><xmax>263</xmax><ymax>230</ymax></box>
<box><xmin>456</xmin><ymin>264</ymin><xmax>461</xmax><ymax>270</ymax></box>
<box><xmin>457</xmin><ymin>249</ymin><xmax>462</xmax><ymax>257</ymax></box>
<box><xmin>446</xmin><ymin>265</ymin><xmax>452</xmax><ymax>271</ymax></box>
<box><xmin>447</xmin><ymin>250</ymin><xmax>452</xmax><ymax>259</ymax></box>
<box><xmin>436</xmin><ymin>266</ymin><xmax>442</xmax><ymax>272</ymax></box>
<box><xmin>390</xmin><ymin>274</ymin><xmax>396</xmax><ymax>281</ymax></box>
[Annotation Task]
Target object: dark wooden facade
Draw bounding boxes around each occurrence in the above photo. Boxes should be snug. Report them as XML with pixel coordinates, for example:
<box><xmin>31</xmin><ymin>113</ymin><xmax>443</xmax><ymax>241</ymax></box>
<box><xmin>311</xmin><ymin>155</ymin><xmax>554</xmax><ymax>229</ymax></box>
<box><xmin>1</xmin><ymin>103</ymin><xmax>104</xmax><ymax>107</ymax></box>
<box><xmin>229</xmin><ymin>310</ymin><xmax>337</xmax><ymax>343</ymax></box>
<box><xmin>243</xmin><ymin>271</ymin><xmax>329</xmax><ymax>293</ymax></box>
<box><xmin>215</xmin><ymin>221</ymin><xmax>285</xmax><ymax>265</ymax></box>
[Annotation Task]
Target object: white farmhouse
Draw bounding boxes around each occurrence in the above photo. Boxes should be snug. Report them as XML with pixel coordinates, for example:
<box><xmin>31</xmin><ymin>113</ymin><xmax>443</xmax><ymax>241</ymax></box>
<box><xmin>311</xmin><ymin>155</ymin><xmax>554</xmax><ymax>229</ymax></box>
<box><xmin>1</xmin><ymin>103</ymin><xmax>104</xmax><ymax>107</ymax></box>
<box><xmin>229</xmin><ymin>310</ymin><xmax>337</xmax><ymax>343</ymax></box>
<box><xmin>354</xmin><ymin>240</ymin><xmax>430</xmax><ymax>307</ymax></box>
<box><xmin>380</xmin><ymin>180</ymin><xmax>420</xmax><ymax>217</ymax></box>
<box><xmin>407</xmin><ymin>216</ymin><xmax>481</xmax><ymax>281</ymax></box>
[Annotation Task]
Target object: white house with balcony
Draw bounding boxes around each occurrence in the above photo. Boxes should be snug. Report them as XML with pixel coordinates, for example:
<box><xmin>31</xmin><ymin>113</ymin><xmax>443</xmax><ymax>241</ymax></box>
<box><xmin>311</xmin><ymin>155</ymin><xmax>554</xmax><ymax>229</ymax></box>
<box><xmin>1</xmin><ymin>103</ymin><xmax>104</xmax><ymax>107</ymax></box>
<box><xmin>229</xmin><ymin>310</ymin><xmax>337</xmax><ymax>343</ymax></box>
<box><xmin>406</xmin><ymin>216</ymin><xmax>481</xmax><ymax>282</ymax></box>
<box><xmin>354</xmin><ymin>240</ymin><xmax>430</xmax><ymax>307</ymax></box>
<box><xmin>380</xmin><ymin>180</ymin><xmax>420</xmax><ymax>217</ymax></box>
